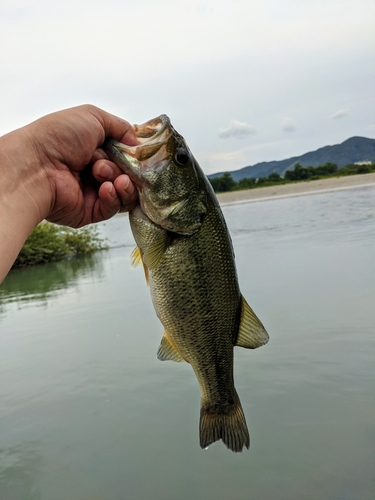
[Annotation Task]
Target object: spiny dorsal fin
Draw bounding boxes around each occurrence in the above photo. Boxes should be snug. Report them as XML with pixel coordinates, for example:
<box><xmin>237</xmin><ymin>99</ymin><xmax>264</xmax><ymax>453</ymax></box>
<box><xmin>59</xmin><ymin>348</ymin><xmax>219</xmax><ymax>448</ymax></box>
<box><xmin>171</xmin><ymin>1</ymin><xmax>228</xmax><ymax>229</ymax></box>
<box><xmin>236</xmin><ymin>295</ymin><xmax>269</xmax><ymax>349</ymax></box>
<box><xmin>130</xmin><ymin>246</ymin><xmax>143</xmax><ymax>267</ymax></box>
<box><xmin>157</xmin><ymin>332</ymin><xmax>185</xmax><ymax>362</ymax></box>
<box><xmin>143</xmin><ymin>232</ymin><xmax>169</xmax><ymax>269</ymax></box>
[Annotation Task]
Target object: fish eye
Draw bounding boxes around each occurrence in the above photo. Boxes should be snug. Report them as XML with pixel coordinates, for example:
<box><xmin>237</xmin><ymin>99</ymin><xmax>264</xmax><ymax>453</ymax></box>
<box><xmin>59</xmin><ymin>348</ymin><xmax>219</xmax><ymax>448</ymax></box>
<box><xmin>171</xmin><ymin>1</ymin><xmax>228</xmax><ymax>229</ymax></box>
<box><xmin>174</xmin><ymin>149</ymin><xmax>190</xmax><ymax>166</ymax></box>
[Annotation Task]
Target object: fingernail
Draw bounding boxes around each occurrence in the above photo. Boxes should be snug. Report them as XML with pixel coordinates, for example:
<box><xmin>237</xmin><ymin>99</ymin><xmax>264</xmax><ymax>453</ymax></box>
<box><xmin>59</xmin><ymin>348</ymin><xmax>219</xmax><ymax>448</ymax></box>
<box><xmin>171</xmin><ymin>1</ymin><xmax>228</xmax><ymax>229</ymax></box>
<box><xmin>98</xmin><ymin>163</ymin><xmax>113</xmax><ymax>179</ymax></box>
<box><xmin>124</xmin><ymin>179</ymin><xmax>135</xmax><ymax>196</ymax></box>
<box><xmin>120</xmin><ymin>128</ymin><xmax>140</xmax><ymax>146</ymax></box>
<box><xmin>108</xmin><ymin>184</ymin><xmax>116</xmax><ymax>197</ymax></box>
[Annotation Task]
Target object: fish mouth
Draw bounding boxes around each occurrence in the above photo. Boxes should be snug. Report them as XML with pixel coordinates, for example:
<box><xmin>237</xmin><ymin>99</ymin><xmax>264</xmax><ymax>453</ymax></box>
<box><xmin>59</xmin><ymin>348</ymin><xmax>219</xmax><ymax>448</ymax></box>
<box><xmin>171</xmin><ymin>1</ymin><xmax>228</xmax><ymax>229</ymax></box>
<box><xmin>104</xmin><ymin>115</ymin><xmax>173</xmax><ymax>182</ymax></box>
<box><xmin>133</xmin><ymin>114</ymin><xmax>171</xmax><ymax>145</ymax></box>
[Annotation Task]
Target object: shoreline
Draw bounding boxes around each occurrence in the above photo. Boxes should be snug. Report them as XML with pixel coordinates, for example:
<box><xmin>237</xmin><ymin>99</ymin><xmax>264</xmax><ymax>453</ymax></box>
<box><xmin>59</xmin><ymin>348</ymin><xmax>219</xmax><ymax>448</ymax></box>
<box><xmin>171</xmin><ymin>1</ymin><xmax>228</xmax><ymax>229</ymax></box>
<box><xmin>115</xmin><ymin>173</ymin><xmax>375</xmax><ymax>216</ymax></box>
<box><xmin>216</xmin><ymin>173</ymin><xmax>375</xmax><ymax>206</ymax></box>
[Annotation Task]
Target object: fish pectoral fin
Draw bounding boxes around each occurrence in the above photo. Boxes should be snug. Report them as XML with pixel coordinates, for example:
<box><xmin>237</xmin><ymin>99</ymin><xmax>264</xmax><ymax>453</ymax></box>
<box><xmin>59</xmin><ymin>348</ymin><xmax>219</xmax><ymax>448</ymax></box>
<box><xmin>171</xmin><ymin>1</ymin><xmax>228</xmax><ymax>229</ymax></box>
<box><xmin>130</xmin><ymin>246</ymin><xmax>149</xmax><ymax>285</ymax></box>
<box><xmin>235</xmin><ymin>295</ymin><xmax>269</xmax><ymax>349</ymax></box>
<box><xmin>143</xmin><ymin>232</ymin><xmax>169</xmax><ymax>269</ymax></box>
<box><xmin>157</xmin><ymin>332</ymin><xmax>185</xmax><ymax>362</ymax></box>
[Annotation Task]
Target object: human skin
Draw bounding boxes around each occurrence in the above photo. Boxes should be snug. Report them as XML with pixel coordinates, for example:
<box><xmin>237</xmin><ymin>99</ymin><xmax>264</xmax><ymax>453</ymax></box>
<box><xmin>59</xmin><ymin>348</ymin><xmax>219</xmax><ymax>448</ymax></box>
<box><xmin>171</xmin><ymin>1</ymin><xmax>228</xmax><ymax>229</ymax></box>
<box><xmin>0</xmin><ymin>104</ymin><xmax>139</xmax><ymax>282</ymax></box>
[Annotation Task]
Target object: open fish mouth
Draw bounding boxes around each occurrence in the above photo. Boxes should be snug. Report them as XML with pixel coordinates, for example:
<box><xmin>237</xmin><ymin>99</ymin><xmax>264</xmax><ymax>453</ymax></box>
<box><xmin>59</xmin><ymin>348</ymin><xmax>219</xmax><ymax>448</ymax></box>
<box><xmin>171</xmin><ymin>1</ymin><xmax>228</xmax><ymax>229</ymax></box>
<box><xmin>108</xmin><ymin>114</ymin><xmax>172</xmax><ymax>162</ymax></box>
<box><xmin>133</xmin><ymin>114</ymin><xmax>170</xmax><ymax>143</ymax></box>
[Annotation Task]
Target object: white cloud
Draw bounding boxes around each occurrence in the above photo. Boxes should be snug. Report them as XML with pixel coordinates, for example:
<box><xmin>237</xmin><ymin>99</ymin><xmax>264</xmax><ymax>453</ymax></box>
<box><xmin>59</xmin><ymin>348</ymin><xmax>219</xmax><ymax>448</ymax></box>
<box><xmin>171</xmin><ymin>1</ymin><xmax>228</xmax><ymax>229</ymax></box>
<box><xmin>331</xmin><ymin>109</ymin><xmax>349</xmax><ymax>119</ymax></box>
<box><xmin>281</xmin><ymin>117</ymin><xmax>296</xmax><ymax>132</ymax></box>
<box><xmin>219</xmin><ymin>120</ymin><xmax>256</xmax><ymax>139</ymax></box>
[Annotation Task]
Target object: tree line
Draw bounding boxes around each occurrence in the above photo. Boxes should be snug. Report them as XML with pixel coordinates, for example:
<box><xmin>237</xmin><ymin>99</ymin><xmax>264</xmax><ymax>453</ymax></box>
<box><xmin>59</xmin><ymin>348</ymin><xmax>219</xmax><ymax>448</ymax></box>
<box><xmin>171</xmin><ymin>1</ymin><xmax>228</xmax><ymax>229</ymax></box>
<box><xmin>208</xmin><ymin>161</ymin><xmax>375</xmax><ymax>193</ymax></box>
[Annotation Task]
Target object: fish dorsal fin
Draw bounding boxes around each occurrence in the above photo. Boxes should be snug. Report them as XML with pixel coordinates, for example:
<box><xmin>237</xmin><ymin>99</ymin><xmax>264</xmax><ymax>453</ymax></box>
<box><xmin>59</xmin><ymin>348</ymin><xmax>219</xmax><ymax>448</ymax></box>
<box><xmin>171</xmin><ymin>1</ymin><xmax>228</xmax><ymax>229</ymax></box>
<box><xmin>236</xmin><ymin>295</ymin><xmax>269</xmax><ymax>349</ymax></box>
<box><xmin>143</xmin><ymin>232</ymin><xmax>169</xmax><ymax>270</ymax></box>
<box><xmin>130</xmin><ymin>246</ymin><xmax>149</xmax><ymax>285</ymax></box>
<box><xmin>157</xmin><ymin>332</ymin><xmax>185</xmax><ymax>362</ymax></box>
<box><xmin>130</xmin><ymin>246</ymin><xmax>143</xmax><ymax>267</ymax></box>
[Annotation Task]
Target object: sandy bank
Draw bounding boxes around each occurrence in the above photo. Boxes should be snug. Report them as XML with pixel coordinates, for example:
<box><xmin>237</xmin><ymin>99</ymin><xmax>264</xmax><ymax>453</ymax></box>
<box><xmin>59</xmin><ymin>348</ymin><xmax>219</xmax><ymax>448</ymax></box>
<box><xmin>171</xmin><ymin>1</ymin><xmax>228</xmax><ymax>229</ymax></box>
<box><xmin>216</xmin><ymin>173</ymin><xmax>375</xmax><ymax>206</ymax></box>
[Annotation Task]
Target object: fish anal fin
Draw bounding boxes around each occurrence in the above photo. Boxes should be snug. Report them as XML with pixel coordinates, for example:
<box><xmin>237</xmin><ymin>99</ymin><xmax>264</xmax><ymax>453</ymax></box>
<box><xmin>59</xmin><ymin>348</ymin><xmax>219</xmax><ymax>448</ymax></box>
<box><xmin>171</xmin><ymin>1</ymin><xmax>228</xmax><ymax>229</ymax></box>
<box><xmin>157</xmin><ymin>332</ymin><xmax>185</xmax><ymax>362</ymax></box>
<box><xmin>143</xmin><ymin>232</ymin><xmax>169</xmax><ymax>269</ymax></box>
<box><xmin>236</xmin><ymin>295</ymin><xmax>269</xmax><ymax>349</ymax></box>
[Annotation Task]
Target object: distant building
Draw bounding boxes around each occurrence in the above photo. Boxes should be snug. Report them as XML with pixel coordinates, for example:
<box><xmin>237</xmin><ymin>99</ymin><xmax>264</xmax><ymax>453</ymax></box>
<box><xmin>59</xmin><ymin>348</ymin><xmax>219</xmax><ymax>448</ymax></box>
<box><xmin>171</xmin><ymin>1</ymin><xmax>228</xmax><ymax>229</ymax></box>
<box><xmin>354</xmin><ymin>161</ymin><xmax>372</xmax><ymax>165</ymax></box>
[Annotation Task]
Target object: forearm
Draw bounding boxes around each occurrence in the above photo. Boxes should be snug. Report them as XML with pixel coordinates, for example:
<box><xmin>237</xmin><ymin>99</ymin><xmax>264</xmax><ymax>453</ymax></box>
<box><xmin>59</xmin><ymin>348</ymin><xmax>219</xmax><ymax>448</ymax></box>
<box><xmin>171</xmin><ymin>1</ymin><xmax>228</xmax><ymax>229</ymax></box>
<box><xmin>0</xmin><ymin>128</ymin><xmax>50</xmax><ymax>282</ymax></box>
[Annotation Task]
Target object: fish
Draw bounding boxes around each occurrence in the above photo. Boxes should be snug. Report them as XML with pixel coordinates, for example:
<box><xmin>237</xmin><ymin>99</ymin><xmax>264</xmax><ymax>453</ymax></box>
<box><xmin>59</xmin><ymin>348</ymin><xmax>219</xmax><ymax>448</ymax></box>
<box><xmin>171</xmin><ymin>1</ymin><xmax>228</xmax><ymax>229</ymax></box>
<box><xmin>104</xmin><ymin>115</ymin><xmax>269</xmax><ymax>452</ymax></box>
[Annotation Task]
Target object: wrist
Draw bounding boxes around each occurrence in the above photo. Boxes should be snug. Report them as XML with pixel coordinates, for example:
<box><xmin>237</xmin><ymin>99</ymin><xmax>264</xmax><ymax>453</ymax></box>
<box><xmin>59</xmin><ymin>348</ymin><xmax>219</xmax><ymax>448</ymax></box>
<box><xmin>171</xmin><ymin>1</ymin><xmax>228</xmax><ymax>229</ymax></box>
<box><xmin>0</xmin><ymin>125</ymin><xmax>53</xmax><ymax>218</ymax></box>
<box><xmin>0</xmin><ymin>127</ymin><xmax>52</xmax><ymax>280</ymax></box>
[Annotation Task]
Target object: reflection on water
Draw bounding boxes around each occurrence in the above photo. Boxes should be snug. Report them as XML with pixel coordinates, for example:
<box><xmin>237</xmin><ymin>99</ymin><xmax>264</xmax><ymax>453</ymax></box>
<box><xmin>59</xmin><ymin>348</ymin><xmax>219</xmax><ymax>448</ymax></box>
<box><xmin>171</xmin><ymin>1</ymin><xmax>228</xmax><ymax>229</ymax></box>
<box><xmin>1</xmin><ymin>186</ymin><xmax>374</xmax><ymax>500</ymax></box>
<box><xmin>0</xmin><ymin>445</ymin><xmax>42</xmax><ymax>500</ymax></box>
<box><xmin>0</xmin><ymin>253</ymin><xmax>105</xmax><ymax>313</ymax></box>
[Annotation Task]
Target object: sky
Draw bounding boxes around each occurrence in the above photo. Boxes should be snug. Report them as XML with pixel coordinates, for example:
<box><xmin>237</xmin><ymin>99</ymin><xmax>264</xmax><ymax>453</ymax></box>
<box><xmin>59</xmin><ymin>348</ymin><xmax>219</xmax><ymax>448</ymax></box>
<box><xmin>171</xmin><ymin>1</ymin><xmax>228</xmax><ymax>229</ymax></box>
<box><xmin>0</xmin><ymin>0</ymin><xmax>374</xmax><ymax>174</ymax></box>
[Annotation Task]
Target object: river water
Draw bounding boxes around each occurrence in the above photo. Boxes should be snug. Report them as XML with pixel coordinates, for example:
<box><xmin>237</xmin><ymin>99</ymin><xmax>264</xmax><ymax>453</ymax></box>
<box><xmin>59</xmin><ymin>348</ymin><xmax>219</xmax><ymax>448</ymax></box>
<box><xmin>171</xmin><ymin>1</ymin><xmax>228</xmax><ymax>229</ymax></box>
<box><xmin>1</xmin><ymin>186</ymin><xmax>374</xmax><ymax>500</ymax></box>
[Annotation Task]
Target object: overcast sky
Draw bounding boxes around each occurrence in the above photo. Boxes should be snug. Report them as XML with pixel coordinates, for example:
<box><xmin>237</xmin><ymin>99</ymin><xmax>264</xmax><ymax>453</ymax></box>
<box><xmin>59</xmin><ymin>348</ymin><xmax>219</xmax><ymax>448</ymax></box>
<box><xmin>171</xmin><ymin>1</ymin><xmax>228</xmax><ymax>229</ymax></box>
<box><xmin>1</xmin><ymin>0</ymin><xmax>374</xmax><ymax>174</ymax></box>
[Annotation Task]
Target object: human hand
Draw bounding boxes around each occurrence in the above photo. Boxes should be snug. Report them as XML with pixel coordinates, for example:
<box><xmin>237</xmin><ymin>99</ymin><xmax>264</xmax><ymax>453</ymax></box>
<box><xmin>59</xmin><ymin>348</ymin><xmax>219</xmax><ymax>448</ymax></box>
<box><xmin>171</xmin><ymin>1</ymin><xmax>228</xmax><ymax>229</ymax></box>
<box><xmin>0</xmin><ymin>104</ymin><xmax>140</xmax><ymax>282</ymax></box>
<box><xmin>16</xmin><ymin>104</ymin><xmax>139</xmax><ymax>227</ymax></box>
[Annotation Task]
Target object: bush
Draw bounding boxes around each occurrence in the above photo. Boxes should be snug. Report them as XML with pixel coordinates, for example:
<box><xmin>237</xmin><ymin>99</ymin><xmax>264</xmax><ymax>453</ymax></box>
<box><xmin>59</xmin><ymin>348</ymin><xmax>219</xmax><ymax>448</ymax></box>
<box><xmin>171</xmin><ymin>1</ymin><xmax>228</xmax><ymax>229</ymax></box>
<box><xmin>267</xmin><ymin>172</ymin><xmax>282</xmax><ymax>182</ymax></box>
<box><xmin>237</xmin><ymin>177</ymin><xmax>256</xmax><ymax>190</ymax></box>
<box><xmin>13</xmin><ymin>222</ymin><xmax>108</xmax><ymax>269</ymax></box>
<box><xmin>355</xmin><ymin>164</ymin><xmax>372</xmax><ymax>174</ymax></box>
<box><xmin>209</xmin><ymin>173</ymin><xmax>236</xmax><ymax>192</ymax></box>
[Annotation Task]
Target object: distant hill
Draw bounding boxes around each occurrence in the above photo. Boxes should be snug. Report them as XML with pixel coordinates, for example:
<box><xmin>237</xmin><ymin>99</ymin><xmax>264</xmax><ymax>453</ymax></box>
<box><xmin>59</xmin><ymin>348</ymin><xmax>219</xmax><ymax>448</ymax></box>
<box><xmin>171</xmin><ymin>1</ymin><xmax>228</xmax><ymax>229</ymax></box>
<box><xmin>208</xmin><ymin>136</ymin><xmax>375</xmax><ymax>181</ymax></box>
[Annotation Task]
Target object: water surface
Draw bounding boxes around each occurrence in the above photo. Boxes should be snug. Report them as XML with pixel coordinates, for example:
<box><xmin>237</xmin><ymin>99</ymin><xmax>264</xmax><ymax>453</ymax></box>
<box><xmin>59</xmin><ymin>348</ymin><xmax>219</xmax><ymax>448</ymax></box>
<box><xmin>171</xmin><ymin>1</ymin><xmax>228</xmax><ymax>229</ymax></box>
<box><xmin>1</xmin><ymin>186</ymin><xmax>374</xmax><ymax>500</ymax></box>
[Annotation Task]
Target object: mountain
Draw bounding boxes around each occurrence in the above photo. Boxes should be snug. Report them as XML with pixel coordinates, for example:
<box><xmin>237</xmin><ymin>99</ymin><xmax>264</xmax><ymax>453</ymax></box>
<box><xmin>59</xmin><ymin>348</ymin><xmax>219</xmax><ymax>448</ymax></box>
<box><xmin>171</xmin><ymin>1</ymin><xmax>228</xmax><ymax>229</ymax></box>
<box><xmin>208</xmin><ymin>136</ymin><xmax>375</xmax><ymax>181</ymax></box>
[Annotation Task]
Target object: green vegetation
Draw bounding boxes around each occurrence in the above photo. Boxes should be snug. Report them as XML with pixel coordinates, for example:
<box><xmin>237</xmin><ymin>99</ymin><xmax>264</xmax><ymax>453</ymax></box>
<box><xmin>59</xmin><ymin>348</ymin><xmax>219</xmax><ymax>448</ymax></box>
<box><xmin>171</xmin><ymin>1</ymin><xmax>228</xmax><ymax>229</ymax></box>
<box><xmin>13</xmin><ymin>222</ymin><xmax>108</xmax><ymax>269</ymax></box>
<box><xmin>209</xmin><ymin>162</ymin><xmax>375</xmax><ymax>193</ymax></box>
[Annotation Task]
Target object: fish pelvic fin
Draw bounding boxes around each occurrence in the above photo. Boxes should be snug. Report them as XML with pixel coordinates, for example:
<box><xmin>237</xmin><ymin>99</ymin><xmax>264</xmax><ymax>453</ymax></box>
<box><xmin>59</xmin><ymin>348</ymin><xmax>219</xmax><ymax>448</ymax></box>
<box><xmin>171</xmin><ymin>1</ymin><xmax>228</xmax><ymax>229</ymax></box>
<box><xmin>200</xmin><ymin>397</ymin><xmax>250</xmax><ymax>453</ymax></box>
<box><xmin>236</xmin><ymin>295</ymin><xmax>269</xmax><ymax>349</ymax></box>
<box><xmin>130</xmin><ymin>247</ymin><xmax>149</xmax><ymax>285</ymax></box>
<box><xmin>157</xmin><ymin>332</ymin><xmax>186</xmax><ymax>362</ymax></box>
<box><xmin>130</xmin><ymin>246</ymin><xmax>143</xmax><ymax>267</ymax></box>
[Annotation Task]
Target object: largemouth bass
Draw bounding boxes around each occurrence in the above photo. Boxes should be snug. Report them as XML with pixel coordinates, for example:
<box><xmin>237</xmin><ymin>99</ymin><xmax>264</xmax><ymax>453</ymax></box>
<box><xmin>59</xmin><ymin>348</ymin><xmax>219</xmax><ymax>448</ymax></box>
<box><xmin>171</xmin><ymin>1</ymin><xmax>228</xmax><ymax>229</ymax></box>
<box><xmin>104</xmin><ymin>115</ymin><xmax>269</xmax><ymax>452</ymax></box>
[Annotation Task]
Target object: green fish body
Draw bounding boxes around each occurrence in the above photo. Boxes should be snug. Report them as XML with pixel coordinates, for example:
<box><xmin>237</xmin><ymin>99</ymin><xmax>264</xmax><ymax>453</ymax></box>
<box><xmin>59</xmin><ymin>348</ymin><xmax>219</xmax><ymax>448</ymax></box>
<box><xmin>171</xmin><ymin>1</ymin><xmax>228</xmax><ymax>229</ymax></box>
<box><xmin>104</xmin><ymin>115</ymin><xmax>269</xmax><ymax>452</ymax></box>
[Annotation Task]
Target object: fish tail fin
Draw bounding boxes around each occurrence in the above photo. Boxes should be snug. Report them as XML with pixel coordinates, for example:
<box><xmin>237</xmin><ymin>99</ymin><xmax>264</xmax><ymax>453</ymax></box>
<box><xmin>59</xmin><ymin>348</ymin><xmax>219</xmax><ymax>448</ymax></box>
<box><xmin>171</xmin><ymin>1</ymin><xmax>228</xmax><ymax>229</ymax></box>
<box><xmin>199</xmin><ymin>398</ymin><xmax>250</xmax><ymax>453</ymax></box>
